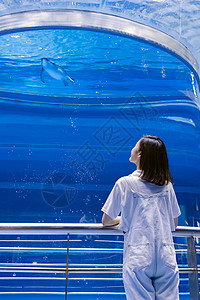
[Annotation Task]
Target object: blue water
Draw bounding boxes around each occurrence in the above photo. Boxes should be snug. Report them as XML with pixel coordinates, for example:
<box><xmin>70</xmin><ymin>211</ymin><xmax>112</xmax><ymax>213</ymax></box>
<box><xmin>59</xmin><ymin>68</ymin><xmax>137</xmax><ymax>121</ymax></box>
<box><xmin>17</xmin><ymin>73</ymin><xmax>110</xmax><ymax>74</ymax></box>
<box><xmin>0</xmin><ymin>28</ymin><xmax>199</xmax><ymax>297</ymax></box>
<box><xmin>0</xmin><ymin>294</ymin><xmax>192</xmax><ymax>300</ymax></box>
<box><xmin>0</xmin><ymin>29</ymin><xmax>199</xmax><ymax>224</ymax></box>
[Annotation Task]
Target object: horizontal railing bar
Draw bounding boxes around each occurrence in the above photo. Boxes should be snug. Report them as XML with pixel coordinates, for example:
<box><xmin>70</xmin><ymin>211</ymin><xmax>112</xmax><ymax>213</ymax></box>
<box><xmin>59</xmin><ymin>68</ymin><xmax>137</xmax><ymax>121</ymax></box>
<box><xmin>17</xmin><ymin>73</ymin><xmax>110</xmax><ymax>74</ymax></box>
<box><xmin>0</xmin><ymin>224</ymin><xmax>199</xmax><ymax>237</ymax></box>
<box><xmin>174</xmin><ymin>226</ymin><xmax>200</xmax><ymax>237</ymax></box>
<box><xmin>0</xmin><ymin>246</ymin><xmax>198</xmax><ymax>251</ymax></box>
<box><xmin>179</xmin><ymin>268</ymin><xmax>200</xmax><ymax>273</ymax></box>
<box><xmin>0</xmin><ymin>223</ymin><xmax>119</xmax><ymax>235</ymax></box>
<box><xmin>0</xmin><ymin>266</ymin><xmax>199</xmax><ymax>274</ymax></box>
<box><xmin>0</xmin><ymin>267</ymin><xmax>121</xmax><ymax>273</ymax></box>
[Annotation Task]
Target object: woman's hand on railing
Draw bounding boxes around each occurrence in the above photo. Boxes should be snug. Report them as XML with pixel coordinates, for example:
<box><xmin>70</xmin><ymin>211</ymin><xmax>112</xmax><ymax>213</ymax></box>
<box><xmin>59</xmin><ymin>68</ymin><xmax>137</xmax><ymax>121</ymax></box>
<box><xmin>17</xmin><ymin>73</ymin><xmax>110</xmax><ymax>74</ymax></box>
<box><xmin>102</xmin><ymin>213</ymin><xmax>121</xmax><ymax>227</ymax></box>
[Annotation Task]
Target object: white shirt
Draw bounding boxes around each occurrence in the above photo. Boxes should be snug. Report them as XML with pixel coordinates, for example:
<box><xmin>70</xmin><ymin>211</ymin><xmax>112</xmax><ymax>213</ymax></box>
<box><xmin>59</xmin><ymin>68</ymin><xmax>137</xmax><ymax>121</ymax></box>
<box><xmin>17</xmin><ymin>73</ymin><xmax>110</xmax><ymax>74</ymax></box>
<box><xmin>102</xmin><ymin>170</ymin><xmax>181</xmax><ymax>245</ymax></box>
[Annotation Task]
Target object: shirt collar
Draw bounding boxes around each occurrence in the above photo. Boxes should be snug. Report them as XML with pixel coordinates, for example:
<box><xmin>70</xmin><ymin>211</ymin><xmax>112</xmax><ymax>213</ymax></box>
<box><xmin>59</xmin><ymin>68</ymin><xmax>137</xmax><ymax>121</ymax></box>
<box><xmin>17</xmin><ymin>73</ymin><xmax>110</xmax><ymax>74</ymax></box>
<box><xmin>132</xmin><ymin>170</ymin><xmax>142</xmax><ymax>177</ymax></box>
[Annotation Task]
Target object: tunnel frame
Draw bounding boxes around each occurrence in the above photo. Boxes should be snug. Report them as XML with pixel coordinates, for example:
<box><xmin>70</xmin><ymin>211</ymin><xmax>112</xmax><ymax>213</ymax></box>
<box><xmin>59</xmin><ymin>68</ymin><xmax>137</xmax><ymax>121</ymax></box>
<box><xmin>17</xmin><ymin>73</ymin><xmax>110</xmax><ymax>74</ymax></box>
<box><xmin>0</xmin><ymin>9</ymin><xmax>199</xmax><ymax>88</ymax></box>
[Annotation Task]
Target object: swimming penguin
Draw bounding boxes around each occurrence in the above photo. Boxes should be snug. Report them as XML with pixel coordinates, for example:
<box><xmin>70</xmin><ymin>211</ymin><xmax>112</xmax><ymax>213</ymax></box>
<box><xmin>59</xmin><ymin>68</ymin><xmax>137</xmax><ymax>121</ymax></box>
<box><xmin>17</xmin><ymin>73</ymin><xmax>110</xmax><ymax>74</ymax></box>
<box><xmin>40</xmin><ymin>58</ymin><xmax>74</xmax><ymax>86</ymax></box>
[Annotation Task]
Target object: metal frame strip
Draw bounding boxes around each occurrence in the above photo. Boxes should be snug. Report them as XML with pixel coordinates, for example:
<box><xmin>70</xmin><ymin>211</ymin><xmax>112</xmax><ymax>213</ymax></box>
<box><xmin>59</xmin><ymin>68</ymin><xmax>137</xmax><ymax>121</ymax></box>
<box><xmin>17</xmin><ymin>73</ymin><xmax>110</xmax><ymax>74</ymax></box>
<box><xmin>0</xmin><ymin>266</ymin><xmax>199</xmax><ymax>274</ymax></box>
<box><xmin>0</xmin><ymin>9</ymin><xmax>199</xmax><ymax>86</ymax></box>
<box><xmin>0</xmin><ymin>223</ymin><xmax>199</xmax><ymax>237</ymax></box>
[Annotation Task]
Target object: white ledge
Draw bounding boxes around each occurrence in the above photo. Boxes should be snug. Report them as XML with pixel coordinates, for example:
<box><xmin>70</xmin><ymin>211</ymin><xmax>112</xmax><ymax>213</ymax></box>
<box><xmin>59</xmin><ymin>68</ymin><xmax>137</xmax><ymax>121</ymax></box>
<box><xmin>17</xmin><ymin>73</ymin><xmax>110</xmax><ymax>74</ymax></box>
<box><xmin>0</xmin><ymin>223</ymin><xmax>199</xmax><ymax>237</ymax></box>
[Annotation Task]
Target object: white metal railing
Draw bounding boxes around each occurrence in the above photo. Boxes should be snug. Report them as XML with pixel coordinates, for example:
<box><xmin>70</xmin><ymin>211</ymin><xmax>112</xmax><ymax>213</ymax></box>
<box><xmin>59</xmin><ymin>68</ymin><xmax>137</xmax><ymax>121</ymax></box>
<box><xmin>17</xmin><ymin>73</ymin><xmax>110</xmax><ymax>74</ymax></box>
<box><xmin>0</xmin><ymin>223</ymin><xmax>199</xmax><ymax>299</ymax></box>
<box><xmin>0</xmin><ymin>223</ymin><xmax>199</xmax><ymax>236</ymax></box>
<box><xmin>0</xmin><ymin>223</ymin><xmax>199</xmax><ymax>274</ymax></box>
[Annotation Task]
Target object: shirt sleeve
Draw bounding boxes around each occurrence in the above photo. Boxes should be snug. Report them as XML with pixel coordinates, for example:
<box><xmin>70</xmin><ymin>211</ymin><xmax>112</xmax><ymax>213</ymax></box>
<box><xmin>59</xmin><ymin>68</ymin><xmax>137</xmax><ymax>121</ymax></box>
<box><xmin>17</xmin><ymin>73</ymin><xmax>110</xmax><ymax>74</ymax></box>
<box><xmin>101</xmin><ymin>179</ymin><xmax>122</xmax><ymax>220</ymax></box>
<box><xmin>169</xmin><ymin>182</ymin><xmax>181</xmax><ymax>218</ymax></box>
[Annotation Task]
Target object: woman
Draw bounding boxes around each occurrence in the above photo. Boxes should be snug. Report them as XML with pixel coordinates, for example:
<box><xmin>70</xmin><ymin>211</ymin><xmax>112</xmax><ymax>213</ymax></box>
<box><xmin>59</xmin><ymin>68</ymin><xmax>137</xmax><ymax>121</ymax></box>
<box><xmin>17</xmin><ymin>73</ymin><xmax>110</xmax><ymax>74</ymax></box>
<box><xmin>102</xmin><ymin>135</ymin><xmax>181</xmax><ymax>300</ymax></box>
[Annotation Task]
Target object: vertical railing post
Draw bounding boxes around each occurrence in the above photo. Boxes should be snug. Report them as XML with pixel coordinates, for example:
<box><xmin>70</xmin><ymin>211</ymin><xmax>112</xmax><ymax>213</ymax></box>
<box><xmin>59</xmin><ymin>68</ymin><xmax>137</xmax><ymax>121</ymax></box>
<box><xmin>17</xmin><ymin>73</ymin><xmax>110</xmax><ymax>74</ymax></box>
<box><xmin>65</xmin><ymin>233</ymin><xmax>70</xmax><ymax>300</ymax></box>
<box><xmin>187</xmin><ymin>236</ymin><xmax>199</xmax><ymax>300</ymax></box>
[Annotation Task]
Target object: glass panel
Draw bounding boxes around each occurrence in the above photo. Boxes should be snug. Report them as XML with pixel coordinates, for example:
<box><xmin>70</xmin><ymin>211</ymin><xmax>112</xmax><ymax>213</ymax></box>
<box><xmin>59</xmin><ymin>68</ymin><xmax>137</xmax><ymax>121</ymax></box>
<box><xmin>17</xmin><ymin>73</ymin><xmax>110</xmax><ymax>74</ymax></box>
<box><xmin>0</xmin><ymin>29</ymin><xmax>199</xmax><ymax>226</ymax></box>
<box><xmin>0</xmin><ymin>21</ymin><xmax>199</xmax><ymax>300</ymax></box>
<box><xmin>0</xmin><ymin>233</ymin><xmax>198</xmax><ymax>299</ymax></box>
<box><xmin>0</xmin><ymin>234</ymin><xmax>67</xmax><ymax>297</ymax></box>
<box><xmin>0</xmin><ymin>0</ymin><xmax>200</xmax><ymax>70</ymax></box>
<box><xmin>68</xmin><ymin>234</ymin><xmax>124</xmax><ymax>294</ymax></box>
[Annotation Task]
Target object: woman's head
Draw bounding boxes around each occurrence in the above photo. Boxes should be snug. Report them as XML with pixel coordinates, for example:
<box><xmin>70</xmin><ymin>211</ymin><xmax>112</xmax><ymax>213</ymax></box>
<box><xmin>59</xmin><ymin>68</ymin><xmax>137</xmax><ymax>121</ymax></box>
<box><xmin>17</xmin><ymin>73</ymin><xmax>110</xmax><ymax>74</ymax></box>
<box><xmin>130</xmin><ymin>135</ymin><xmax>173</xmax><ymax>186</ymax></box>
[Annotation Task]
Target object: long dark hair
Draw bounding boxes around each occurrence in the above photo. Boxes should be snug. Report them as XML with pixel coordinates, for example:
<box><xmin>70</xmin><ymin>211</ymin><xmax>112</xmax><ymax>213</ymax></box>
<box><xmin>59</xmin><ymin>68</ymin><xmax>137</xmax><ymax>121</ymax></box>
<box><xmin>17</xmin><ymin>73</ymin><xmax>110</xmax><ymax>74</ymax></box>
<box><xmin>139</xmin><ymin>135</ymin><xmax>173</xmax><ymax>186</ymax></box>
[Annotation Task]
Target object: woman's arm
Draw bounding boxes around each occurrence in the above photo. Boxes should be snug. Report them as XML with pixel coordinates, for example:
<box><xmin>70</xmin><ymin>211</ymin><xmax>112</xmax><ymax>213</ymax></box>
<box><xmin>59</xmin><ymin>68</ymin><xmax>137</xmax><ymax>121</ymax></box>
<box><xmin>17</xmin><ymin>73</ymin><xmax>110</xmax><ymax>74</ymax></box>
<box><xmin>102</xmin><ymin>213</ymin><xmax>121</xmax><ymax>227</ymax></box>
<box><xmin>174</xmin><ymin>217</ymin><xmax>178</xmax><ymax>228</ymax></box>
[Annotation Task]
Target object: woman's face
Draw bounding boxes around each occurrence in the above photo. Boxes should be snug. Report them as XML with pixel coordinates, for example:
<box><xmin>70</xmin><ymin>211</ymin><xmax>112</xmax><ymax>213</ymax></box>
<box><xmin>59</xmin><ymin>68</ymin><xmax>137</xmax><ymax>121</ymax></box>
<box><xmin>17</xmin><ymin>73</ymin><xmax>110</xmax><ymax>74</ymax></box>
<box><xmin>129</xmin><ymin>140</ymin><xmax>141</xmax><ymax>167</ymax></box>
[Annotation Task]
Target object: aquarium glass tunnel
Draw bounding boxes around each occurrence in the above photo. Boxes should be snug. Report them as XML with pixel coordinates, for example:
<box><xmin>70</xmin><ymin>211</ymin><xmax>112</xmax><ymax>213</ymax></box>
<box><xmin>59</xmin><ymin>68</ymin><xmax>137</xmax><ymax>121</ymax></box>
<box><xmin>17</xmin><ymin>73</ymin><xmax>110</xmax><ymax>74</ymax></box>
<box><xmin>0</xmin><ymin>1</ymin><xmax>200</xmax><ymax>299</ymax></box>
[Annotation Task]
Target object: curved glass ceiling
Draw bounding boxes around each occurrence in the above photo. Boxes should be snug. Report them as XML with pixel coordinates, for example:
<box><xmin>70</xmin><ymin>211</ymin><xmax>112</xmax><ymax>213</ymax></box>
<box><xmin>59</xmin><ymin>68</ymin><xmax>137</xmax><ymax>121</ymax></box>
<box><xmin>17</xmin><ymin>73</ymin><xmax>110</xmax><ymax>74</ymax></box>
<box><xmin>0</xmin><ymin>0</ymin><xmax>200</xmax><ymax>72</ymax></box>
<box><xmin>0</xmin><ymin>29</ymin><xmax>198</xmax><ymax>105</ymax></box>
<box><xmin>0</xmin><ymin>9</ymin><xmax>199</xmax><ymax>230</ymax></box>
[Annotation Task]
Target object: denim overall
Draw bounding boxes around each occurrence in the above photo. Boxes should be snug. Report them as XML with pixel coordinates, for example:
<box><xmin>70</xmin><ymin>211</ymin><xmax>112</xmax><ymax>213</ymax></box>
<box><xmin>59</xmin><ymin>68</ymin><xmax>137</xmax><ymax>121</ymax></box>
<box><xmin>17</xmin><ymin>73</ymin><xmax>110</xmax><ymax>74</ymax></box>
<box><xmin>102</xmin><ymin>170</ymin><xmax>181</xmax><ymax>300</ymax></box>
<box><xmin>122</xmin><ymin>181</ymin><xmax>179</xmax><ymax>300</ymax></box>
